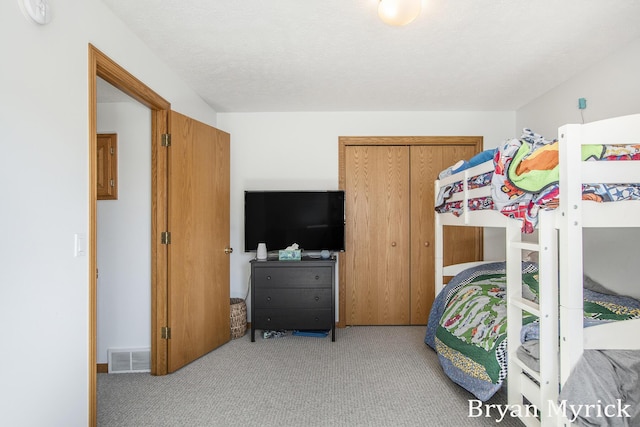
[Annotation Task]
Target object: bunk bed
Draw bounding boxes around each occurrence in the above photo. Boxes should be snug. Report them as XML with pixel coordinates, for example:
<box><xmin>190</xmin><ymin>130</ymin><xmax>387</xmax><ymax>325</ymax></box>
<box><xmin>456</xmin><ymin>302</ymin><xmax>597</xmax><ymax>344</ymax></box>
<box><xmin>425</xmin><ymin>114</ymin><xmax>640</xmax><ymax>426</ymax></box>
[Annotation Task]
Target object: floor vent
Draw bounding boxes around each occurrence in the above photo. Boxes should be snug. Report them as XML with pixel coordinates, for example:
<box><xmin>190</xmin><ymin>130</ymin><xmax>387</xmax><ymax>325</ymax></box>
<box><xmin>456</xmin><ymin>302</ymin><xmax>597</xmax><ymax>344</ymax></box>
<box><xmin>107</xmin><ymin>348</ymin><xmax>150</xmax><ymax>374</ymax></box>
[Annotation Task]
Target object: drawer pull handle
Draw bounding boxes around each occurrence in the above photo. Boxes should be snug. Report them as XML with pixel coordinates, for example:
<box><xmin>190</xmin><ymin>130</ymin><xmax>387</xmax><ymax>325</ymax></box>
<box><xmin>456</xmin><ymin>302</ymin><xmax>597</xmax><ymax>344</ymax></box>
<box><xmin>266</xmin><ymin>317</ymin><xmax>271</xmax><ymax>322</ymax></box>
<box><xmin>314</xmin><ymin>317</ymin><xmax>319</xmax><ymax>322</ymax></box>
<box><xmin>267</xmin><ymin>297</ymin><xmax>271</xmax><ymax>302</ymax></box>
<box><xmin>266</xmin><ymin>275</ymin><xmax>271</xmax><ymax>280</ymax></box>
<box><xmin>314</xmin><ymin>296</ymin><xmax>320</xmax><ymax>301</ymax></box>
<box><xmin>315</xmin><ymin>275</ymin><xmax>320</xmax><ymax>280</ymax></box>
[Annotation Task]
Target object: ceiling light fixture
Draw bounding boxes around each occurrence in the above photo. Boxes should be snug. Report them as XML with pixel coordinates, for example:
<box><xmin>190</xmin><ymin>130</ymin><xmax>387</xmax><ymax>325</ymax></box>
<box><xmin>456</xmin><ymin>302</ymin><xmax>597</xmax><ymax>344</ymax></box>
<box><xmin>378</xmin><ymin>0</ymin><xmax>421</xmax><ymax>26</ymax></box>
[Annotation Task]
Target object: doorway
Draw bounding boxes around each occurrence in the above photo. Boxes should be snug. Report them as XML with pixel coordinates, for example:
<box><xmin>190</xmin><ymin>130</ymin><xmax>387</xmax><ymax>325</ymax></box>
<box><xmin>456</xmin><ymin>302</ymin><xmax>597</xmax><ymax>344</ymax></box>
<box><xmin>96</xmin><ymin>79</ymin><xmax>152</xmax><ymax>374</ymax></box>
<box><xmin>89</xmin><ymin>45</ymin><xmax>232</xmax><ymax>427</ymax></box>
<box><xmin>89</xmin><ymin>44</ymin><xmax>170</xmax><ymax>427</ymax></box>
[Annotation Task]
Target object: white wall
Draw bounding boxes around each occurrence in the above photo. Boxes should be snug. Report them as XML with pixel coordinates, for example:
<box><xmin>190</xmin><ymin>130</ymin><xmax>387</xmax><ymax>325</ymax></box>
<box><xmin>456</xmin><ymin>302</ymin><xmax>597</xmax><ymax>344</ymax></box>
<box><xmin>516</xmin><ymin>37</ymin><xmax>640</xmax><ymax>136</ymax></box>
<box><xmin>217</xmin><ymin>111</ymin><xmax>515</xmax><ymax>316</ymax></box>
<box><xmin>0</xmin><ymin>0</ymin><xmax>217</xmax><ymax>425</ymax></box>
<box><xmin>97</xmin><ymin>101</ymin><xmax>151</xmax><ymax>364</ymax></box>
<box><xmin>516</xmin><ymin>36</ymin><xmax>640</xmax><ymax>298</ymax></box>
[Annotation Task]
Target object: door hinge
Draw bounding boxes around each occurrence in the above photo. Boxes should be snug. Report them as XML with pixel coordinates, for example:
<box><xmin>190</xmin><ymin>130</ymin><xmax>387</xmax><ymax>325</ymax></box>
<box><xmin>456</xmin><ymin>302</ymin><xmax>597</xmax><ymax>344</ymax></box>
<box><xmin>161</xmin><ymin>231</ymin><xmax>171</xmax><ymax>245</ymax></box>
<box><xmin>161</xmin><ymin>133</ymin><xmax>171</xmax><ymax>147</ymax></box>
<box><xmin>161</xmin><ymin>326</ymin><xmax>171</xmax><ymax>339</ymax></box>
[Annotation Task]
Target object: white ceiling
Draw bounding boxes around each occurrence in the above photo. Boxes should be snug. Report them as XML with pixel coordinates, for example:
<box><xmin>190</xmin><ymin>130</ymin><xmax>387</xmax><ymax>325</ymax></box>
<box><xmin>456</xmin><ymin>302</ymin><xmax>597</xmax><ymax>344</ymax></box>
<box><xmin>99</xmin><ymin>0</ymin><xmax>640</xmax><ymax>112</ymax></box>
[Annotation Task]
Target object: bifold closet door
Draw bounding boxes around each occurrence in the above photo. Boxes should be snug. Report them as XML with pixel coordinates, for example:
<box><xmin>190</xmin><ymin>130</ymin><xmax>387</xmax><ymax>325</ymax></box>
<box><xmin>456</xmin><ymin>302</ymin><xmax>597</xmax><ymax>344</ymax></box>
<box><xmin>410</xmin><ymin>144</ymin><xmax>480</xmax><ymax>324</ymax></box>
<box><xmin>345</xmin><ymin>145</ymin><xmax>410</xmax><ymax>325</ymax></box>
<box><xmin>344</xmin><ymin>142</ymin><xmax>482</xmax><ymax>326</ymax></box>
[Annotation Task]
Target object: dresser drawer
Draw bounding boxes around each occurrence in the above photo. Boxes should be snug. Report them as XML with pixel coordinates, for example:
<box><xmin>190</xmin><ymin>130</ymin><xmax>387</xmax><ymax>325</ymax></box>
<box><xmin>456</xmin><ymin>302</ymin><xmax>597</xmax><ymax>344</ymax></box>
<box><xmin>254</xmin><ymin>288</ymin><xmax>331</xmax><ymax>309</ymax></box>
<box><xmin>253</xmin><ymin>266</ymin><xmax>332</xmax><ymax>287</ymax></box>
<box><xmin>254</xmin><ymin>309</ymin><xmax>332</xmax><ymax>330</ymax></box>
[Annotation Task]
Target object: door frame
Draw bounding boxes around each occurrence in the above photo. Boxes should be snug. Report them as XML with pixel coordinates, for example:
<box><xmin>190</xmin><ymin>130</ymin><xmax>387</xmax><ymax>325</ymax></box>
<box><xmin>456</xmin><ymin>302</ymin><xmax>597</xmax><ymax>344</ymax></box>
<box><xmin>88</xmin><ymin>44</ymin><xmax>171</xmax><ymax>426</ymax></box>
<box><xmin>337</xmin><ymin>136</ymin><xmax>483</xmax><ymax>328</ymax></box>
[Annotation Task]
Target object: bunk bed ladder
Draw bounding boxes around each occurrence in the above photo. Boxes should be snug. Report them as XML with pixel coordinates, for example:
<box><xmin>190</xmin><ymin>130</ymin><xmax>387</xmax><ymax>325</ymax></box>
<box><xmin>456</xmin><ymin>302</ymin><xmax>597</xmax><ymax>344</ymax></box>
<box><xmin>507</xmin><ymin>209</ymin><xmax>559</xmax><ymax>426</ymax></box>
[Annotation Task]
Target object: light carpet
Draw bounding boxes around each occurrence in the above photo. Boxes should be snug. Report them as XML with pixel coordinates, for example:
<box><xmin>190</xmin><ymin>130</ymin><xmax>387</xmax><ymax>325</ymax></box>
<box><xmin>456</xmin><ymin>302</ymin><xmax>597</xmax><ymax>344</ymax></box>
<box><xmin>98</xmin><ymin>326</ymin><xmax>522</xmax><ymax>427</ymax></box>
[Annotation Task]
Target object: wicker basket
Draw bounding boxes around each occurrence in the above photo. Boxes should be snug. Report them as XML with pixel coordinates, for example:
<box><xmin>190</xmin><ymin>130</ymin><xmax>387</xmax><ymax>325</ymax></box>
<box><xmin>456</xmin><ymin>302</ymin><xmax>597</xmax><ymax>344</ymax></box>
<box><xmin>230</xmin><ymin>298</ymin><xmax>247</xmax><ymax>339</ymax></box>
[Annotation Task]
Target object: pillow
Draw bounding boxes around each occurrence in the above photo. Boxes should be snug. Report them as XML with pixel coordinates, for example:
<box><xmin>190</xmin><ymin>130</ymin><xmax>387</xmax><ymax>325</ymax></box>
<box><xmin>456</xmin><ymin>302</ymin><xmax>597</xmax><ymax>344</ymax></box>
<box><xmin>583</xmin><ymin>274</ymin><xmax>619</xmax><ymax>296</ymax></box>
<box><xmin>522</xmin><ymin>250</ymin><xmax>538</xmax><ymax>263</ymax></box>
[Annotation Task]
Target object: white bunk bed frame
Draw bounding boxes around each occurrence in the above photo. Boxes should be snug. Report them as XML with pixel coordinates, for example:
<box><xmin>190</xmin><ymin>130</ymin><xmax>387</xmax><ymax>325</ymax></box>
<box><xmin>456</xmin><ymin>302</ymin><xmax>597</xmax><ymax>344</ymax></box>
<box><xmin>434</xmin><ymin>113</ymin><xmax>640</xmax><ymax>427</ymax></box>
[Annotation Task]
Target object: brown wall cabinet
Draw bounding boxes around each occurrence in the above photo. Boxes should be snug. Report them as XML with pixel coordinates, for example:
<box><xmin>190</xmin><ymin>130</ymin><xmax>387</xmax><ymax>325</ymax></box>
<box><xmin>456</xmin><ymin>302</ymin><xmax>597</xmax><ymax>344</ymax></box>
<box><xmin>97</xmin><ymin>133</ymin><xmax>118</xmax><ymax>200</ymax></box>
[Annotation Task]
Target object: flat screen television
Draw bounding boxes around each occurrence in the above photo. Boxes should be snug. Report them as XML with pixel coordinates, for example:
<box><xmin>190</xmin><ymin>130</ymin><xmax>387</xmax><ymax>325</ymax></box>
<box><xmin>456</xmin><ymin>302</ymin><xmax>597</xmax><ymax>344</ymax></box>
<box><xmin>244</xmin><ymin>190</ymin><xmax>345</xmax><ymax>253</ymax></box>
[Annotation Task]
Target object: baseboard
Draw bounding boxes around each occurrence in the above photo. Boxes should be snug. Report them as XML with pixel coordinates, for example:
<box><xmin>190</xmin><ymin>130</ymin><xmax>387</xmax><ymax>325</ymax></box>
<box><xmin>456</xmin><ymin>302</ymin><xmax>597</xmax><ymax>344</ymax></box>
<box><xmin>97</xmin><ymin>363</ymin><xmax>108</xmax><ymax>373</ymax></box>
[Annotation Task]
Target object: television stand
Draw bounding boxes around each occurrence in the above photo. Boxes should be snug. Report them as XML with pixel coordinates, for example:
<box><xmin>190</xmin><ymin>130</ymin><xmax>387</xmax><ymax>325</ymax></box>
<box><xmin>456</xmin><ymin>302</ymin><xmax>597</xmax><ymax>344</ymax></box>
<box><xmin>250</xmin><ymin>258</ymin><xmax>336</xmax><ymax>342</ymax></box>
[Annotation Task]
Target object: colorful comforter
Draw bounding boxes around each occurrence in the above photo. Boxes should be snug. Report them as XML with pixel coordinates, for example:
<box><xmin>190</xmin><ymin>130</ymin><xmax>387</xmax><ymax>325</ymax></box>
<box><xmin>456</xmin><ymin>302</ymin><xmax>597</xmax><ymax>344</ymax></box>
<box><xmin>435</xmin><ymin>129</ymin><xmax>640</xmax><ymax>233</ymax></box>
<box><xmin>424</xmin><ymin>262</ymin><xmax>640</xmax><ymax>401</ymax></box>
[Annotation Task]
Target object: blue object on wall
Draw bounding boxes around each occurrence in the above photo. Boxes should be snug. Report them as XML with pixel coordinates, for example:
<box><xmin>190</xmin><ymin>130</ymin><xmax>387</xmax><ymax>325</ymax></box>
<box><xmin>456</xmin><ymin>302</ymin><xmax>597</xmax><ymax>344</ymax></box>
<box><xmin>578</xmin><ymin>98</ymin><xmax>587</xmax><ymax>110</ymax></box>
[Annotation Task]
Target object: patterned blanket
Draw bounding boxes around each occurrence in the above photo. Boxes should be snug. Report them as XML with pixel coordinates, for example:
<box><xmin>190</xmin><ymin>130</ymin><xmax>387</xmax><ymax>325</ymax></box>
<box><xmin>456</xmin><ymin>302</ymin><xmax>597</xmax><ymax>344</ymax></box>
<box><xmin>435</xmin><ymin>130</ymin><xmax>640</xmax><ymax>233</ymax></box>
<box><xmin>424</xmin><ymin>262</ymin><xmax>640</xmax><ymax>401</ymax></box>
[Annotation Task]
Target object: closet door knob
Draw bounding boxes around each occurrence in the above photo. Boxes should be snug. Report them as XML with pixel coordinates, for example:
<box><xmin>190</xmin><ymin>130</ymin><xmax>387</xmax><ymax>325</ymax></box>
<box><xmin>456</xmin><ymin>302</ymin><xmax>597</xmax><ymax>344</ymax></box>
<box><xmin>424</xmin><ymin>241</ymin><xmax>430</xmax><ymax>247</ymax></box>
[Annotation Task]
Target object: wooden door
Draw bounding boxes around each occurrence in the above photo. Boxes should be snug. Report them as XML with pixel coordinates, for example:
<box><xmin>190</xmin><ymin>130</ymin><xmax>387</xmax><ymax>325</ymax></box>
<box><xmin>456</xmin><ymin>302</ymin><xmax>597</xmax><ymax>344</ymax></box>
<box><xmin>410</xmin><ymin>145</ymin><xmax>481</xmax><ymax>324</ymax></box>
<box><xmin>345</xmin><ymin>145</ymin><xmax>410</xmax><ymax>325</ymax></box>
<box><xmin>339</xmin><ymin>136</ymin><xmax>483</xmax><ymax>327</ymax></box>
<box><xmin>167</xmin><ymin>111</ymin><xmax>231</xmax><ymax>373</ymax></box>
